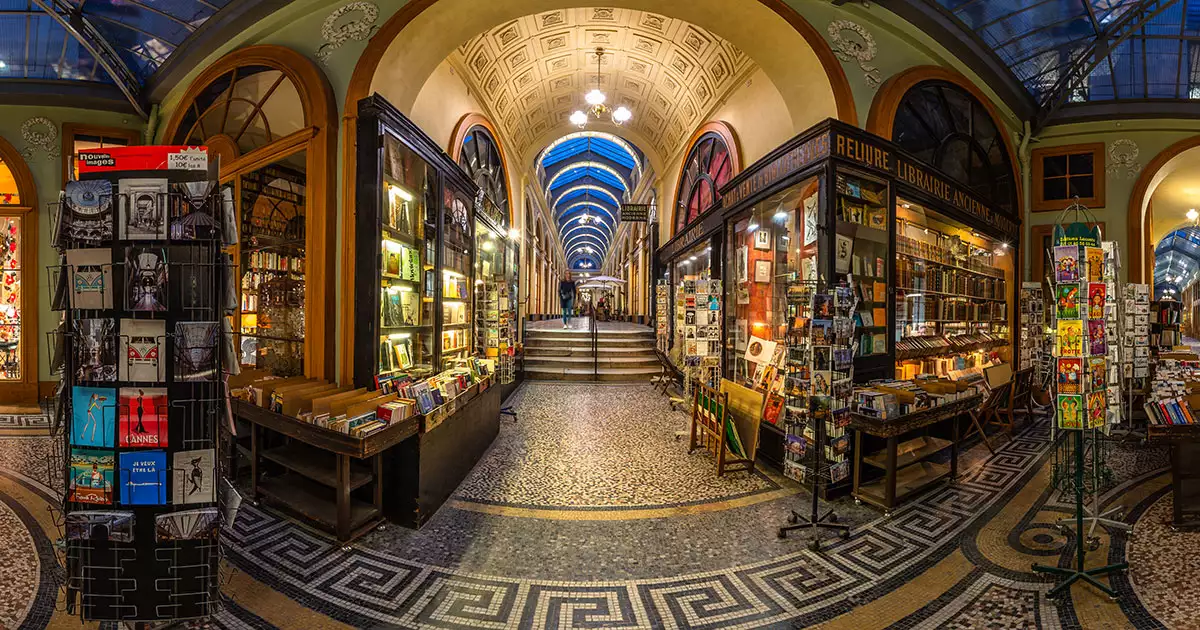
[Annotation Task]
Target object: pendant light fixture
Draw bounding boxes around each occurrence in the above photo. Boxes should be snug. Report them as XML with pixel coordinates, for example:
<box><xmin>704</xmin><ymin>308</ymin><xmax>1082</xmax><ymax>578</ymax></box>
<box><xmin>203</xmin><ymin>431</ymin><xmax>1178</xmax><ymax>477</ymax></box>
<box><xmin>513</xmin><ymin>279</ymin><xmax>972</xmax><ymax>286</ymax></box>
<box><xmin>571</xmin><ymin>48</ymin><xmax>633</xmax><ymax>128</ymax></box>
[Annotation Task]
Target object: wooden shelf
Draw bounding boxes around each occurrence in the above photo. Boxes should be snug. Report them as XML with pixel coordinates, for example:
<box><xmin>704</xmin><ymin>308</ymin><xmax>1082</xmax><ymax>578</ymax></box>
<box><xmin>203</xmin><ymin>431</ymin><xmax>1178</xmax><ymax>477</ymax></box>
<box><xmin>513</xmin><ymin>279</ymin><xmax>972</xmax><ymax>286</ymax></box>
<box><xmin>863</xmin><ymin>436</ymin><xmax>951</xmax><ymax>470</ymax></box>
<box><xmin>897</xmin><ymin>251</ymin><xmax>1005</xmax><ymax>280</ymax></box>
<box><xmin>381</xmin><ymin>224</ymin><xmax>419</xmax><ymax>244</ymax></box>
<box><xmin>262</xmin><ymin>442</ymin><xmax>374</xmax><ymax>492</ymax></box>
<box><xmin>856</xmin><ymin>461</ymin><xmax>950</xmax><ymax>506</ymax></box>
<box><xmin>897</xmin><ymin>287</ymin><xmax>1006</xmax><ymax>302</ymax></box>
<box><xmin>895</xmin><ymin>340</ymin><xmax>1009</xmax><ymax>361</ymax></box>
<box><xmin>257</xmin><ymin>474</ymin><xmax>381</xmax><ymax>536</ymax></box>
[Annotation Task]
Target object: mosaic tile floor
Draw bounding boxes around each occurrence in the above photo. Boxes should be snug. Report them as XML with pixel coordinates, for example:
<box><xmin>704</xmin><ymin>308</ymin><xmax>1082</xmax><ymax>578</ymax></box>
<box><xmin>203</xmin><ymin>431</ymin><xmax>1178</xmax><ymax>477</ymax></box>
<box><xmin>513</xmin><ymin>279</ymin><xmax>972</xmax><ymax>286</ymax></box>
<box><xmin>452</xmin><ymin>382</ymin><xmax>779</xmax><ymax>510</ymax></box>
<box><xmin>0</xmin><ymin>493</ymin><xmax>39</xmax><ymax>629</ymax></box>
<box><xmin>0</xmin><ymin>384</ymin><xmax>1194</xmax><ymax>629</ymax></box>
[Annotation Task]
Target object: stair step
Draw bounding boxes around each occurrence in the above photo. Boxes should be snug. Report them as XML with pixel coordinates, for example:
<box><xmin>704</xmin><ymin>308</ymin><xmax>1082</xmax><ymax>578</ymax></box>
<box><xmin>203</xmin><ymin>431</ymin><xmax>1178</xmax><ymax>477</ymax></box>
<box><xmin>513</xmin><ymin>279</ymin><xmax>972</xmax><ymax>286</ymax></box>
<box><xmin>525</xmin><ymin>356</ymin><xmax>660</xmax><ymax>366</ymax></box>
<box><xmin>524</xmin><ymin>365</ymin><xmax>661</xmax><ymax>381</ymax></box>
<box><xmin>523</xmin><ymin>339</ymin><xmax>653</xmax><ymax>348</ymax></box>
<box><xmin>523</xmin><ymin>345</ymin><xmax>657</xmax><ymax>354</ymax></box>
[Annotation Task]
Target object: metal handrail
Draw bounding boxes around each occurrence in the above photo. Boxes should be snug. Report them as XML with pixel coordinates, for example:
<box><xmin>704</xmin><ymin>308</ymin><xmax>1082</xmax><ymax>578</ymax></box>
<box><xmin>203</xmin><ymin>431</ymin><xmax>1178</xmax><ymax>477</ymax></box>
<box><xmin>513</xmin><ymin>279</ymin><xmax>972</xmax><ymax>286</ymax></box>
<box><xmin>590</xmin><ymin>302</ymin><xmax>598</xmax><ymax>378</ymax></box>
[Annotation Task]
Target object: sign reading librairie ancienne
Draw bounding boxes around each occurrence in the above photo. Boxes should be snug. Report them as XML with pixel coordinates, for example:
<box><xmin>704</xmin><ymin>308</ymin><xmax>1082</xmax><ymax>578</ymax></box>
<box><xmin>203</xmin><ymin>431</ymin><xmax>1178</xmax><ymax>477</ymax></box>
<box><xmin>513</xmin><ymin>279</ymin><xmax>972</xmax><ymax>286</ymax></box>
<box><xmin>620</xmin><ymin>203</ymin><xmax>651</xmax><ymax>222</ymax></box>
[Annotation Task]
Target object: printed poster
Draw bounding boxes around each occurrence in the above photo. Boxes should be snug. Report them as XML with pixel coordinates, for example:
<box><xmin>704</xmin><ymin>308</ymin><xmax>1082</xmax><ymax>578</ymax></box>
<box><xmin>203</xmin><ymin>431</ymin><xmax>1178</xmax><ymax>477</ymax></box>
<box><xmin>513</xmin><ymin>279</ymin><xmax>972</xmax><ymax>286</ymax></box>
<box><xmin>1057</xmin><ymin>320</ymin><xmax>1083</xmax><ymax>357</ymax></box>
<box><xmin>1058</xmin><ymin>394</ymin><xmax>1084</xmax><ymax>429</ymax></box>
<box><xmin>1056</xmin><ymin>284</ymin><xmax>1080</xmax><ymax>320</ymax></box>
<box><xmin>1054</xmin><ymin>245</ymin><xmax>1080</xmax><ymax>283</ymax></box>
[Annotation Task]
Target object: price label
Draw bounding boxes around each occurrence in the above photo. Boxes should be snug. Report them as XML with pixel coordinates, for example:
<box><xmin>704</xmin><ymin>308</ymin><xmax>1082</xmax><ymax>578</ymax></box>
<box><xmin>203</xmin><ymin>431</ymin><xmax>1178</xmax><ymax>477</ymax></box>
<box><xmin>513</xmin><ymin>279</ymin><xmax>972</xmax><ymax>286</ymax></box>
<box><xmin>168</xmin><ymin>150</ymin><xmax>208</xmax><ymax>171</ymax></box>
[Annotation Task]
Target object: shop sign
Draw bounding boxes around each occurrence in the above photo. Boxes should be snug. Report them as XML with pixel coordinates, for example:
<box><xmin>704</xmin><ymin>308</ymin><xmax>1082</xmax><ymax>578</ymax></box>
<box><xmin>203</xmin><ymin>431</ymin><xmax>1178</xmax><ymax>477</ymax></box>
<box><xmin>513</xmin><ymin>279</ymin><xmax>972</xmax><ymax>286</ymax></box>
<box><xmin>723</xmin><ymin>134</ymin><xmax>830</xmax><ymax>208</ymax></box>
<box><xmin>832</xmin><ymin>130</ymin><xmax>1019</xmax><ymax>239</ymax></box>
<box><xmin>1053</xmin><ymin>222</ymin><xmax>1101</xmax><ymax>247</ymax></box>
<box><xmin>660</xmin><ymin>218</ymin><xmax>711</xmax><ymax>262</ymax></box>
<box><xmin>620</xmin><ymin>203</ymin><xmax>651</xmax><ymax>222</ymax></box>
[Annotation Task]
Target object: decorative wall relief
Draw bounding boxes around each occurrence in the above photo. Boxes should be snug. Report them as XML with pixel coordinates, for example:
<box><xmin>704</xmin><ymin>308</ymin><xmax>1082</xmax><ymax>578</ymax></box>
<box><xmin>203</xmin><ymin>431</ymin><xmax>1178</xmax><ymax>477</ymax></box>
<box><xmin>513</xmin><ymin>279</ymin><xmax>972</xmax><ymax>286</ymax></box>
<box><xmin>316</xmin><ymin>2</ymin><xmax>379</xmax><ymax>65</ymax></box>
<box><xmin>1107</xmin><ymin>139</ymin><xmax>1141</xmax><ymax>178</ymax></box>
<box><xmin>828</xmin><ymin>20</ymin><xmax>881</xmax><ymax>89</ymax></box>
<box><xmin>21</xmin><ymin>117</ymin><xmax>59</xmax><ymax>161</ymax></box>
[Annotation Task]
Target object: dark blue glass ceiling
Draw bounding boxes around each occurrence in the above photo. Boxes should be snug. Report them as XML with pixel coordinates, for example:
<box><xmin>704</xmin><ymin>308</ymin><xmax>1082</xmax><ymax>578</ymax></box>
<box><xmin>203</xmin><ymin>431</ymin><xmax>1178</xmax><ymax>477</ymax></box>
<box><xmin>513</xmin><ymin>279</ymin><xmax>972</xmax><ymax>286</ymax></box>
<box><xmin>0</xmin><ymin>0</ymin><xmax>231</xmax><ymax>112</ymax></box>
<box><xmin>537</xmin><ymin>131</ymin><xmax>644</xmax><ymax>271</ymax></box>
<box><xmin>935</xmin><ymin>0</ymin><xmax>1200</xmax><ymax>103</ymax></box>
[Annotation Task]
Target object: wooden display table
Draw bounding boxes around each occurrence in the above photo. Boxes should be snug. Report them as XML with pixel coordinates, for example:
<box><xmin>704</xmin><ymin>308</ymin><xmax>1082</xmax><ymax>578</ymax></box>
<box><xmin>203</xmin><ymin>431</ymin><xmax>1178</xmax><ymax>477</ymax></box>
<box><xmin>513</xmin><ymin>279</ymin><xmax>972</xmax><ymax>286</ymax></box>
<box><xmin>1147</xmin><ymin>423</ymin><xmax>1200</xmax><ymax>528</ymax></box>
<box><xmin>849</xmin><ymin>394</ymin><xmax>979</xmax><ymax>514</ymax></box>
<box><xmin>234</xmin><ymin>399</ymin><xmax>418</xmax><ymax>542</ymax></box>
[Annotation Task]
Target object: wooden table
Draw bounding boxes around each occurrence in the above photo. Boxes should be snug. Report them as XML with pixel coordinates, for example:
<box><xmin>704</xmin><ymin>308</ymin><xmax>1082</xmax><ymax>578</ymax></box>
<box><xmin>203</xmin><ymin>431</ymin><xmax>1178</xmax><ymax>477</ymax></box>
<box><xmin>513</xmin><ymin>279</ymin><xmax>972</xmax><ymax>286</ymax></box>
<box><xmin>848</xmin><ymin>394</ymin><xmax>980</xmax><ymax>514</ymax></box>
<box><xmin>234</xmin><ymin>399</ymin><xmax>419</xmax><ymax>542</ymax></box>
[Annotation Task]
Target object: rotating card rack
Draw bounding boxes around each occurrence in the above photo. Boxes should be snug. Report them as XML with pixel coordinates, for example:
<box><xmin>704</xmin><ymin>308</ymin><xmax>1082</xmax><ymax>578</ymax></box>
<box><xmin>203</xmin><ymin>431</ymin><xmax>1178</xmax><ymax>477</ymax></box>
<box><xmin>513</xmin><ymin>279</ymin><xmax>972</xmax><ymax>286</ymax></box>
<box><xmin>47</xmin><ymin>146</ymin><xmax>236</xmax><ymax>623</ymax></box>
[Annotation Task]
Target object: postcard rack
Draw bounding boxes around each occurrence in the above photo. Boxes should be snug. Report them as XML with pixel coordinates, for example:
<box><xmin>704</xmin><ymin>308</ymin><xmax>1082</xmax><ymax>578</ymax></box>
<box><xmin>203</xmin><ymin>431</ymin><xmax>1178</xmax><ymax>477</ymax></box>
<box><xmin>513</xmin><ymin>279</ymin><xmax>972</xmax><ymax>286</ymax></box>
<box><xmin>49</xmin><ymin>146</ymin><xmax>237</xmax><ymax>623</ymax></box>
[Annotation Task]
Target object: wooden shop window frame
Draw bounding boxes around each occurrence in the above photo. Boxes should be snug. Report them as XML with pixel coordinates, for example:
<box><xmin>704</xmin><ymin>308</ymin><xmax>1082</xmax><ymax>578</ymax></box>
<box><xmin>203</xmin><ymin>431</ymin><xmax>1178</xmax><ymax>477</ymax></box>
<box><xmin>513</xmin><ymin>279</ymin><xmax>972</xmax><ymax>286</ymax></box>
<box><xmin>61</xmin><ymin>123</ymin><xmax>141</xmax><ymax>186</ymax></box>
<box><xmin>1032</xmin><ymin>143</ymin><xmax>1105</xmax><ymax>212</ymax></box>
<box><xmin>0</xmin><ymin>136</ymin><xmax>38</xmax><ymax>403</ymax></box>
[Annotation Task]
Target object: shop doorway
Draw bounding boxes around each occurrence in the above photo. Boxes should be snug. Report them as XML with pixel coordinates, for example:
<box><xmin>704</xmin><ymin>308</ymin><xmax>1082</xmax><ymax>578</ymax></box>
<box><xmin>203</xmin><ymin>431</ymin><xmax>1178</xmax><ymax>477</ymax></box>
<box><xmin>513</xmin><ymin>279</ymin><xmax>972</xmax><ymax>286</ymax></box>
<box><xmin>0</xmin><ymin>138</ymin><xmax>36</xmax><ymax>403</ymax></box>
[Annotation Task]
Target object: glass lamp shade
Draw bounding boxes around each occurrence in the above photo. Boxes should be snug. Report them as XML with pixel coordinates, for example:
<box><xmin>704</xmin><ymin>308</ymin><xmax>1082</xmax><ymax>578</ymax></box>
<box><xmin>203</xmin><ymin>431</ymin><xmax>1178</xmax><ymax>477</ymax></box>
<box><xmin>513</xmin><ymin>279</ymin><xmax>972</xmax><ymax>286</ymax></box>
<box><xmin>570</xmin><ymin>110</ymin><xmax>588</xmax><ymax>127</ymax></box>
<box><xmin>585</xmin><ymin>89</ymin><xmax>606</xmax><ymax>106</ymax></box>
<box><xmin>613</xmin><ymin>106</ymin><xmax>632</xmax><ymax>123</ymax></box>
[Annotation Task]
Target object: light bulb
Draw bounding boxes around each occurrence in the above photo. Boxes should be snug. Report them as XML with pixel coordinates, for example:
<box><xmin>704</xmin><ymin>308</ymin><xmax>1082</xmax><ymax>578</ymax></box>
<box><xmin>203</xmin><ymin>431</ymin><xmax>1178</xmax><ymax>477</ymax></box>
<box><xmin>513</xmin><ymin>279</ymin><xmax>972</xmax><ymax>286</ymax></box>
<box><xmin>570</xmin><ymin>110</ymin><xmax>588</xmax><ymax>127</ymax></box>
<box><xmin>747</xmin><ymin>221</ymin><xmax>760</xmax><ymax>232</ymax></box>
<box><xmin>613</xmin><ymin>106</ymin><xmax>632</xmax><ymax>123</ymax></box>
<box><xmin>508</xmin><ymin>227</ymin><xmax>520</xmax><ymax>239</ymax></box>
<box><xmin>773</xmin><ymin>209</ymin><xmax>788</xmax><ymax>222</ymax></box>
<box><xmin>1188</xmin><ymin>208</ymin><xmax>1198</xmax><ymax>221</ymax></box>
<box><xmin>585</xmin><ymin>89</ymin><xmax>606</xmax><ymax>106</ymax></box>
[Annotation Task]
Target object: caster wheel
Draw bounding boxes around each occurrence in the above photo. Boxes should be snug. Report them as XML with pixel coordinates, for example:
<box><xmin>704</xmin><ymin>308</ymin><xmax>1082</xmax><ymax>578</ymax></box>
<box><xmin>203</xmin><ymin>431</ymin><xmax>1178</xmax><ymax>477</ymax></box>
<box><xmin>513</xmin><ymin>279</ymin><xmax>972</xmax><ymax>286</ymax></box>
<box><xmin>829</xmin><ymin>514</ymin><xmax>838</xmax><ymax>523</ymax></box>
<box><xmin>840</xmin><ymin>530</ymin><xmax>850</xmax><ymax>540</ymax></box>
<box><xmin>777</xmin><ymin>529</ymin><xmax>787</xmax><ymax>539</ymax></box>
<box><xmin>808</xmin><ymin>540</ymin><xmax>820</xmax><ymax>552</ymax></box>
<box><xmin>854</xmin><ymin>498</ymin><xmax>862</xmax><ymax>506</ymax></box>
<box><xmin>787</xmin><ymin>513</ymin><xmax>799</xmax><ymax>525</ymax></box>
<box><xmin>340</xmin><ymin>545</ymin><xmax>351</xmax><ymax>552</ymax></box>
<box><xmin>884</xmin><ymin>511</ymin><xmax>892</xmax><ymax>519</ymax></box>
<box><xmin>376</xmin><ymin>524</ymin><xmax>386</xmax><ymax>532</ymax></box>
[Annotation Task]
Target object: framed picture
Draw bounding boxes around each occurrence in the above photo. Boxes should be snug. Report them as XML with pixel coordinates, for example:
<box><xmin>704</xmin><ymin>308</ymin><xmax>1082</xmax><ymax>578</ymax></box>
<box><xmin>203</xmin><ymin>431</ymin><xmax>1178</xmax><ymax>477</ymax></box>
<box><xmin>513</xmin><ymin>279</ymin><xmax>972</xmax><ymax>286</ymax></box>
<box><xmin>736</xmin><ymin>245</ymin><xmax>748</xmax><ymax>282</ymax></box>
<box><xmin>754</xmin><ymin>259</ymin><xmax>772</xmax><ymax>283</ymax></box>
<box><xmin>753</xmin><ymin>228</ymin><xmax>771</xmax><ymax>250</ymax></box>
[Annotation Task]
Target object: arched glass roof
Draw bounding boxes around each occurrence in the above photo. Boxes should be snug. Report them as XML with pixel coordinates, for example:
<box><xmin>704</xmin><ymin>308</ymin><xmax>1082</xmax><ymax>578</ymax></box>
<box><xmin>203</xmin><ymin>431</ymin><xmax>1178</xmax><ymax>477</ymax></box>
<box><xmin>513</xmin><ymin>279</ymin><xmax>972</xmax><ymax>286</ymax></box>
<box><xmin>537</xmin><ymin>131</ymin><xmax>644</xmax><ymax>271</ymax></box>
<box><xmin>0</xmin><ymin>0</ymin><xmax>247</xmax><ymax>115</ymax></box>
<box><xmin>936</xmin><ymin>0</ymin><xmax>1200</xmax><ymax>104</ymax></box>
<box><xmin>1154</xmin><ymin>225</ymin><xmax>1200</xmax><ymax>298</ymax></box>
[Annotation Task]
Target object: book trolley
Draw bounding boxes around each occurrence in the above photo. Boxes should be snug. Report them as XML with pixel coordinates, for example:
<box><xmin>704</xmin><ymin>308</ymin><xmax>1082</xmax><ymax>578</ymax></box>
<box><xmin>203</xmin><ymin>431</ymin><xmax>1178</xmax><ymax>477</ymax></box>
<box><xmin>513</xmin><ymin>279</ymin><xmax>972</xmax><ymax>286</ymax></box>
<box><xmin>48</xmin><ymin>146</ymin><xmax>235</xmax><ymax>622</ymax></box>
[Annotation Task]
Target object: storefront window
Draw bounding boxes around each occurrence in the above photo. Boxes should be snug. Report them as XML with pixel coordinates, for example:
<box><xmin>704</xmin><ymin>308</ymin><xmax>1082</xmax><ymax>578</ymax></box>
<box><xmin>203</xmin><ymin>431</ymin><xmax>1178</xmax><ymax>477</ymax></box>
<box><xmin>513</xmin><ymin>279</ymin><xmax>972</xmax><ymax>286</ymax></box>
<box><xmin>894</xmin><ymin>198</ymin><xmax>1012</xmax><ymax>378</ymax></box>
<box><xmin>0</xmin><ymin>157</ymin><xmax>21</xmax><ymax>205</ymax></box>
<box><xmin>674</xmin><ymin>132</ymin><xmax>734</xmax><ymax>234</ymax></box>
<box><xmin>0</xmin><ymin>216</ymin><xmax>19</xmax><ymax>380</ymax></box>
<box><xmin>725</xmin><ymin>176</ymin><xmax>819</xmax><ymax>384</ymax></box>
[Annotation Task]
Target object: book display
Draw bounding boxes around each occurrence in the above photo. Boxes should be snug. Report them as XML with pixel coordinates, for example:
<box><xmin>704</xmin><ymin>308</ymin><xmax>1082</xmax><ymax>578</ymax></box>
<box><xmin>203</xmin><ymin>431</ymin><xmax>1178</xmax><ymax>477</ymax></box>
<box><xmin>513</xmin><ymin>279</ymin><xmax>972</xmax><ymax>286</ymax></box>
<box><xmin>834</xmin><ymin>171</ymin><xmax>888</xmax><ymax>365</ymax></box>
<box><xmin>51</xmin><ymin>146</ymin><xmax>232</xmax><ymax>622</ymax></box>
<box><xmin>237</xmin><ymin>163</ymin><xmax>306</xmax><ymax>376</ymax></box>
<box><xmin>668</xmin><ymin>243</ymin><xmax>717</xmax><ymax>390</ymax></box>
<box><xmin>1019</xmin><ymin>283</ymin><xmax>1046</xmax><ymax>383</ymax></box>
<box><xmin>1152</xmin><ymin>299</ymin><xmax>1183</xmax><ymax>351</ymax></box>
<box><xmin>473</xmin><ymin>215</ymin><xmax>517</xmax><ymax>367</ymax></box>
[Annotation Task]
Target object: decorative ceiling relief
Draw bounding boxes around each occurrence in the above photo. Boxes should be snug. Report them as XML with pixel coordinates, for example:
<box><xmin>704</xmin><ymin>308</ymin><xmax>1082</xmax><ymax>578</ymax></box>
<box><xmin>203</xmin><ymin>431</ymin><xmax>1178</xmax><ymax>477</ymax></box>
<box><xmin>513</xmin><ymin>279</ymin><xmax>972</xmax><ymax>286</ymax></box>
<box><xmin>316</xmin><ymin>2</ymin><xmax>379</xmax><ymax>65</ymax></box>
<box><xmin>20</xmin><ymin>117</ymin><xmax>59</xmax><ymax>161</ymax></box>
<box><xmin>1107</xmin><ymin>139</ymin><xmax>1141</xmax><ymax>179</ymax></box>
<box><xmin>827</xmin><ymin>20</ymin><xmax>881</xmax><ymax>89</ymax></box>
<box><xmin>449</xmin><ymin>8</ymin><xmax>757</xmax><ymax>159</ymax></box>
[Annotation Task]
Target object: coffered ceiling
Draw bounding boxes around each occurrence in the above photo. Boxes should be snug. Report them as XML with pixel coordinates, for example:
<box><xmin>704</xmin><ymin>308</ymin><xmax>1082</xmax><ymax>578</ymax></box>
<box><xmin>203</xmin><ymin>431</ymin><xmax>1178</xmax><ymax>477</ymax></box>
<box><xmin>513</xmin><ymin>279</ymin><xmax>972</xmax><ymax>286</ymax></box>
<box><xmin>449</xmin><ymin>7</ymin><xmax>757</xmax><ymax>162</ymax></box>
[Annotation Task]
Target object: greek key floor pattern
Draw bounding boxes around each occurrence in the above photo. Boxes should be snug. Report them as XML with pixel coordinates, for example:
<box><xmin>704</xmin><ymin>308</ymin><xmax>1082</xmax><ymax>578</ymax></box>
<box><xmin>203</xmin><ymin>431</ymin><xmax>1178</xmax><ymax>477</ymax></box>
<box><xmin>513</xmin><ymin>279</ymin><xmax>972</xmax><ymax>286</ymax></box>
<box><xmin>217</xmin><ymin>420</ymin><xmax>1053</xmax><ymax>629</ymax></box>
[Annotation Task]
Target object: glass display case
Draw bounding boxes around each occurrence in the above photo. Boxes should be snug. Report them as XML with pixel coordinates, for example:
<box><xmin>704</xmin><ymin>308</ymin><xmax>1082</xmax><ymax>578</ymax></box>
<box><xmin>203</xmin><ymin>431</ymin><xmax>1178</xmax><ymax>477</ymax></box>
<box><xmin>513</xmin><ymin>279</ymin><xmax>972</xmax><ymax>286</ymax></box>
<box><xmin>724</xmin><ymin>175</ymin><xmax>820</xmax><ymax>384</ymax></box>
<box><xmin>354</xmin><ymin>95</ymin><xmax>483</xmax><ymax>388</ymax></box>
<box><xmin>474</xmin><ymin>213</ymin><xmax>517</xmax><ymax>360</ymax></box>
<box><xmin>894</xmin><ymin>199</ymin><xmax>1011</xmax><ymax>378</ymax></box>
<box><xmin>833</xmin><ymin>169</ymin><xmax>889</xmax><ymax>367</ymax></box>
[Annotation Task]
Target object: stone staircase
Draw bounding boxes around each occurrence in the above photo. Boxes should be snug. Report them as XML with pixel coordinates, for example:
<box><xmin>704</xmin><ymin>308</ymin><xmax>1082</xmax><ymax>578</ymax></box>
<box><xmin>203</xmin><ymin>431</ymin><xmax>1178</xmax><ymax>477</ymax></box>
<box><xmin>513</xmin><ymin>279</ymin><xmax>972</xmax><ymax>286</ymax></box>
<box><xmin>523</xmin><ymin>326</ymin><xmax>660</xmax><ymax>381</ymax></box>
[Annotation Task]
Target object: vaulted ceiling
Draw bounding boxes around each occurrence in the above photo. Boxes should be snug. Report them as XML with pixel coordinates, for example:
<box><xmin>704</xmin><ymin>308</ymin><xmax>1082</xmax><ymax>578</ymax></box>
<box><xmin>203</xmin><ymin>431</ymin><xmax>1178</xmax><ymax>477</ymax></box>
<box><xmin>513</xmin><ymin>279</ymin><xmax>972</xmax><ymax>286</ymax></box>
<box><xmin>449</xmin><ymin>7</ymin><xmax>757</xmax><ymax>162</ymax></box>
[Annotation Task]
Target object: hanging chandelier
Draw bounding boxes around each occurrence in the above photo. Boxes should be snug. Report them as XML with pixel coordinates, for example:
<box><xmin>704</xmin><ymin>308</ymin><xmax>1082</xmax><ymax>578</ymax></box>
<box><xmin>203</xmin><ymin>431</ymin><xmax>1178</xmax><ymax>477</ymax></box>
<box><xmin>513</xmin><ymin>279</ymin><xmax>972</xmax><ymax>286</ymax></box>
<box><xmin>571</xmin><ymin>48</ymin><xmax>632</xmax><ymax>128</ymax></box>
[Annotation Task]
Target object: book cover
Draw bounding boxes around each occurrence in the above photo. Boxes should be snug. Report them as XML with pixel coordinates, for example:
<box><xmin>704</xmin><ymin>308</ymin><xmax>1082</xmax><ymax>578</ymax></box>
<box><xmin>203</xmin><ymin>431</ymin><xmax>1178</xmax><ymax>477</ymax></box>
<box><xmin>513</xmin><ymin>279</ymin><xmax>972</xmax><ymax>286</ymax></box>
<box><xmin>1057</xmin><ymin>358</ymin><xmax>1082</xmax><ymax>394</ymax></box>
<box><xmin>1054</xmin><ymin>245</ymin><xmax>1080</xmax><ymax>283</ymax></box>
<box><xmin>69</xmin><ymin>448</ymin><xmax>114</xmax><ymax>505</ymax></box>
<box><xmin>65</xmin><ymin>511</ymin><xmax>134</xmax><ymax>542</ymax></box>
<box><xmin>125</xmin><ymin>246</ymin><xmax>168</xmax><ymax>311</ymax></box>
<box><xmin>1056</xmin><ymin>284</ymin><xmax>1079</xmax><ymax>319</ymax></box>
<box><xmin>1087</xmin><ymin>283</ymin><xmax>1106</xmax><ymax>320</ymax></box>
<box><xmin>1057</xmin><ymin>320</ymin><xmax>1083</xmax><ymax>356</ymax></box>
<box><xmin>119</xmin><ymin>450</ymin><xmax>167</xmax><ymax>505</ymax></box>
<box><xmin>1057</xmin><ymin>394</ymin><xmax>1083</xmax><ymax>429</ymax></box>
<box><xmin>1087</xmin><ymin>357</ymin><xmax>1107</xmax><ymax>392</ymax></box>
<box><xmin>66</xmin><ymin>248</ymin><xmax>113</xmax><ymax>309</ymax></box>
<box><xmin>72</xmin><ymin>386</ymin><xmax>116</xmax><ymax>447</ymax></box>
<box><xmin>762</xmin><ymin>394</ymin><xmax>784</xmax><ymax>425</ymax></box>
<box><xmin>119</xmin><ymin>387</ymin><xmax>167</xmax><ymax>448</ymax></box>
<box><xmin>834</xmin><ymin>234</ymin><xmax>853</xmax><ymax>274</ymax></box>
<box><xmin>154</xmin><ymin>507</ymin><xmax>219</xmax><ymax>542</ymax></box>
<box><xmin>175</xmin><ymin>321</ymin><xmax>219</xmax><ymax>381</ymax></box>
<box><xmin>169</xmin><ymin>179</ymin><xmax>218</xmax><ymax>240</ymax></box>
<box><xmin>61</xmin><ymin>179</ymin><xmax>115</xmax><ymax>243</ymax></box>
<box><xmin>1088</xmin><ymin>320</ymin><xmax>1107</xmax><ymax>355</ymax></box>
<box><xmin>74</xmin><ymin>317</ymin><xmax>117</xmax><ymax>382</ymax></box>
<box><xmin>172</xmin><ymin>448</ymin><xmax>215</xmax><ymax>505</ymax></box>
<box><xmin>1085</xmin><ymin>246</ymin><xmax>1104</xmax><ymax>282</ymax></box>
<box><xmin>119</xmin><ymin>318</ymin><xmax>166</xmax><ymax>382</ymax></box>
<box><xmin>1086</xmin><ymin>391</ymin><xmax>1106</xmax><ymax>428</ymax></box>
<box><xmin>118</xmin><ymin>177</ymin><xmax>169</xmax><ymax>239</ymax></box>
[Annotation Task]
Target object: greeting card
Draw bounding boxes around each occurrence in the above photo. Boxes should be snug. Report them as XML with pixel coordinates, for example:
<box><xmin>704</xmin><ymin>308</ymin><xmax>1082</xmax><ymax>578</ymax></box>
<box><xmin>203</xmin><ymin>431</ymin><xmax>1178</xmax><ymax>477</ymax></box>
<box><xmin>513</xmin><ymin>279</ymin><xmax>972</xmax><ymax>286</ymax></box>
<box><xmin>1085</xmin><ymin>246</ymin><xmax>1104</xmax><ymax>282</ymax></box>
<box><xmin>1088</xmin><ymin>319</ymin><xmax>1107</xmax><ymax>355</ymax></box>
<box><xmin>1087</xmin><ymin>283</ymin><xmax>1106</xmax><ymax>320</ymax></box>
<box><xmin>1057</xmin><ymin>320</ymin><xmax>1083</xmax><ymax>356</ymax></box>
<box><xmin>1054</xmin><ymin>245</ymin><xmax>1080</xmax><ymax>283</ymax></box>
<box><xmin>1058</xmin><ymin>394</ymin><xmax>1083</xmax><ymax>429</ymax></box>
<box><xmin>1057</xmin><ymin>358</ymin><xmax>1082</xmax><ymax>394</ymax></box>
<box><xmin>1056</xmin><ymin>284</ymin><xmax>1080</xmax><ymax>320</ymax></box>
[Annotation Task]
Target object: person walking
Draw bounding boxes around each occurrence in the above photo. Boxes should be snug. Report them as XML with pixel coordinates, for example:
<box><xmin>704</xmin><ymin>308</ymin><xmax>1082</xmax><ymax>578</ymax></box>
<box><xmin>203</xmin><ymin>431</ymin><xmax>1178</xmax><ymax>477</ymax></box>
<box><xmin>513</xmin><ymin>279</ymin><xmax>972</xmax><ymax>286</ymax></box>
<box><xmin>559</xmin><ymin>273</ymin><xmax>576</xmax><ymax>329</ymax></box>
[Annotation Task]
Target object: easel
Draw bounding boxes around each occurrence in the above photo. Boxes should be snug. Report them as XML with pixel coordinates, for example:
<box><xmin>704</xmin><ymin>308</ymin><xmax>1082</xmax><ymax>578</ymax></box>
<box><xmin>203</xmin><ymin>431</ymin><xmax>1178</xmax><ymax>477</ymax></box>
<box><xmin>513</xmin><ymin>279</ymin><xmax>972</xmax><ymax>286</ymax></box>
<box><xmin>688</xmin><ymin>381</ymin><xmax>754</xmax><ymax>476</ymax></box>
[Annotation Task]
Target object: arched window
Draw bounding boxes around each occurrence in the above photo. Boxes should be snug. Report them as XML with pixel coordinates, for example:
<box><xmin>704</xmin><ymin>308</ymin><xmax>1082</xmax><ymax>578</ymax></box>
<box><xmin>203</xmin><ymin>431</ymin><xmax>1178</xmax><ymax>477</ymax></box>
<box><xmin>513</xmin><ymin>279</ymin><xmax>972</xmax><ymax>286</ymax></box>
<box><xmin>161</xmin><ymin>45</ymin><xmax>336</xmax><ymax>379</ymax></box>
<box><xmin>891</xmin><ymin>80</ymin><xmax>1017</xmax><ymax>215</ymax></box>
<box><xmin>456</xmin><ymin>124</ymin><xmax>509</xmax><ymax>226</ymax></box>
<box><xmin>674</xmin><ymin>126</ymin><xmax>737</xmax><ymax>235</ymax></box>
<box><xmin>0</xmin><ymin>138</ymin><xmax>36</xmax><ymax>399</ymax></box>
